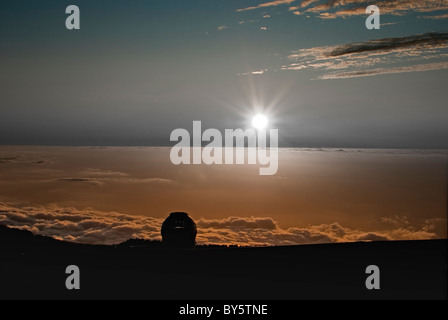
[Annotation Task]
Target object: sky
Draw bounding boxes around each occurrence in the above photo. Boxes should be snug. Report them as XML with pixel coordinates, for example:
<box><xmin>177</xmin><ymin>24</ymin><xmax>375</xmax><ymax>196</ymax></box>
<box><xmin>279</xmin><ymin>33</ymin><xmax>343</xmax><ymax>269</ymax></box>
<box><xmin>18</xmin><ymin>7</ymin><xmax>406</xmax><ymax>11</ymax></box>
<box><xmin>1</xmin><ymin>0</ymin><xmax>448</xmax><ymax>148</ymax></box>
<box><xmin>0</xmin><ymin>1</ymin><xmax>447</xmax><ymax>246</ymax></box>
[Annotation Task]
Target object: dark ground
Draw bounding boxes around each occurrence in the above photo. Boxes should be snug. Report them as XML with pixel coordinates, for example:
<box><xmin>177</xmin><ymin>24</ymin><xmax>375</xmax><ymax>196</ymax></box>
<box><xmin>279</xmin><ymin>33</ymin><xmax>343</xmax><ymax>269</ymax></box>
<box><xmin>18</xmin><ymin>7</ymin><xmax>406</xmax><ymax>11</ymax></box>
<box><xmin>0</xmin><ymin>225</ymin><xmax>446</xmax><ymax>300</ymax></box>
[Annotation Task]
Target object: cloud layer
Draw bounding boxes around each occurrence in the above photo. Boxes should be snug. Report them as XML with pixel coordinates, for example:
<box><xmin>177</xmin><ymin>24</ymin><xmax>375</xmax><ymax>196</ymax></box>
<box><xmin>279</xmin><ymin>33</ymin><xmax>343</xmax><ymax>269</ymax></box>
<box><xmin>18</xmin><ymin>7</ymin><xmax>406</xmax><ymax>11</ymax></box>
<box><xmin>0</xmin><ymin>202</ymin><xmax>163</xmax><ymax>245</ymax></box>
<box><xmin>0</xmin><ymin>202</ymin><xmax>443</xmax><ymax>246</ymax></box>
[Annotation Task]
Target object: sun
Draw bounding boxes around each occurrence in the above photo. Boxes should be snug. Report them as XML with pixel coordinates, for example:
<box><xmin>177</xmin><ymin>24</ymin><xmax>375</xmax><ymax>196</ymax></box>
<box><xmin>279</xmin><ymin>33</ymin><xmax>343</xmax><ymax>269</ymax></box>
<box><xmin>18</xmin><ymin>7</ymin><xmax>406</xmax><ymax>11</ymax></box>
<box><xmin>252</xmin><ymin>114</ymin><xmax>268</xmax><ymax>129</ymax></box>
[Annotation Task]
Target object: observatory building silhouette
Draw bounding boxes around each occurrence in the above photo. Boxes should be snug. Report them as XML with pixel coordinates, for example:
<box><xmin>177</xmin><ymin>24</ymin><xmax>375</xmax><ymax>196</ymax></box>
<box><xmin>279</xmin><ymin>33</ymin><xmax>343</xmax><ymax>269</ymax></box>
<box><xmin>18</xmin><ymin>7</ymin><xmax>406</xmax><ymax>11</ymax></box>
<box><xmin>161</xmin><ymin>212</ymin><xmax>197</xmax><ymax>248</ymax></box>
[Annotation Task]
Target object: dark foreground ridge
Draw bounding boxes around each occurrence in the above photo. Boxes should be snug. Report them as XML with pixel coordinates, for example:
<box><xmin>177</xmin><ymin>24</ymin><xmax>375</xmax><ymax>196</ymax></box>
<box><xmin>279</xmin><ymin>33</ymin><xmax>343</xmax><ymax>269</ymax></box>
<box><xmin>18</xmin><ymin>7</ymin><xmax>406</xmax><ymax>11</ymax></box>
<box><xmin>0</xmin><ymin>225</ymin><xmax>446</xmax><ymax>299</ymax></box>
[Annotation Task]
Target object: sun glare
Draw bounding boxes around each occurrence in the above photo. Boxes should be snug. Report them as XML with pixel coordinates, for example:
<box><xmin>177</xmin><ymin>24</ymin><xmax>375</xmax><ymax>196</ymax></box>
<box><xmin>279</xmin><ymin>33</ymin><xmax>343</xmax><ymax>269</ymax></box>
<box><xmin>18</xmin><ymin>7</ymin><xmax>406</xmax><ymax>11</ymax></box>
<box><xmin>252</xmin><ymin>114</ymin><xmax>268</xmax><ymax>129</ymax></box>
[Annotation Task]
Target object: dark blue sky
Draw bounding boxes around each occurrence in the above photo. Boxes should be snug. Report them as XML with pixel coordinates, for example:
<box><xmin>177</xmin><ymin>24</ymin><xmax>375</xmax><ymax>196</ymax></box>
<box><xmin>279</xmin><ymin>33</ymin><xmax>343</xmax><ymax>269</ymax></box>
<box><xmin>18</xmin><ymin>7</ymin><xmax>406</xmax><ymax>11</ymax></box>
<box><xmin>1</xmin><ymin>0</ymin><xmax>447</xmax><ymax>147</ymax></box>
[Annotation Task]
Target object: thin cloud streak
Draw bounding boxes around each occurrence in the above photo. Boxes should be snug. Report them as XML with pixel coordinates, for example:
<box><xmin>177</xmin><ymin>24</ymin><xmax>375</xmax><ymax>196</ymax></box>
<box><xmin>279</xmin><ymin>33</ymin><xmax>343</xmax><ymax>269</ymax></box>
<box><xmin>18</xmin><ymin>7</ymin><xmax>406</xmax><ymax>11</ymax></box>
<box><xmin>423</xmin><ymin>13</ymin><xmax>448</xmax><ymax>19</ymax></box>
<box><xmin>237</xmin><ymin>0</ymin><xmax>296</xmax><ymax>12</ymax></box>
<box><xmin>318</xmin><ymin>62</ymin><xmax>448</xmax><ymax>79</ymax></box>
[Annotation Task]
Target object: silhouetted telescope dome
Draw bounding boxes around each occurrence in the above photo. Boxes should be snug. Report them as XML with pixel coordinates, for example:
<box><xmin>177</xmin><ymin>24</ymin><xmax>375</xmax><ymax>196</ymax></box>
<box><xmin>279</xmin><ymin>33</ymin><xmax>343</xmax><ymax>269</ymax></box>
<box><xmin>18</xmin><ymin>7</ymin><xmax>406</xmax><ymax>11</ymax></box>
<box><xmin>161</xmin><ymin>212</ymin><xmax>197</xmax><ymax>248</ymax></box>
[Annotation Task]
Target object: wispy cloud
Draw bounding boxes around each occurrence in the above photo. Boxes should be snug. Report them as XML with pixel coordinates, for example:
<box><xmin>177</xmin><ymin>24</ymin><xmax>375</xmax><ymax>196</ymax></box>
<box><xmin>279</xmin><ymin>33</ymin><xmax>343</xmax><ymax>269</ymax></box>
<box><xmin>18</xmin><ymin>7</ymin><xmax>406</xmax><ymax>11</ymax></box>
<box><xmin>381</xmin><ymin>22</ymin><xmax>399</xmax><ymax>26</ymax></box>
<box><xmin>237</xmin><ymin>69</ymin><xmax>269</xmax><ymax>76</ymax></box>
<box><xmin>0</xmin><ymin>202</ymin><xmax>443</xmax><ymax>246</ymax></box>
<box><xmin>423</xmin><ymin>13</ymin><xmax>448</xmax><ymax>19</ymax></box>
<box><xmin>55</xmin><ymin>168</ymin><xmax>174</xmax><ymax>186</ymax></box>
<box><xmin>217</xmin><ymin>25</ymin><xmax>228</xmax><ymax>31</ymax></box>
<box><xmin>319</xmin><ymin>62</ymin><xmax>448</xmax><ymax>79</ymax></box>
<box><xmin>237</xmin><ymin>0</ymin><xmax>296</xmax><ymax>12</ymax></box>
<box><xmin>280</xmin><ymin>32</ymin><xmax>448</xmax><ymax>79</ymax></box>
<box><xmin>326</xmin><ymin>32</ymin><xmax>448</xmax><ymax>57</ymax></box>
<box><xmin>0</xmin><ymin>153</ymin><xmax>51</xmax><ymax>165</ymax></box>
<box><xmin>58</xmin><ymin>178</ymin><xmax>103</xmax><ymax>186</ymax></box>
<box><xmin>237</xmin><ymin>0</ymin><xmax>448</xmax><ymax>19</ymax></box>
<box><xmin>304</xmin><ymin>0</ymin><xmax>448</xmax><ymax>19</ymax></box>
<box><xmin>301</xmin><ymin>0</ymin><xmax>320</xmax><ymax>7</ymax></box>
<box><xmin>238</xmin><ymin>19</ymin><xmax>257</xmax><ymax>24</ymax></box>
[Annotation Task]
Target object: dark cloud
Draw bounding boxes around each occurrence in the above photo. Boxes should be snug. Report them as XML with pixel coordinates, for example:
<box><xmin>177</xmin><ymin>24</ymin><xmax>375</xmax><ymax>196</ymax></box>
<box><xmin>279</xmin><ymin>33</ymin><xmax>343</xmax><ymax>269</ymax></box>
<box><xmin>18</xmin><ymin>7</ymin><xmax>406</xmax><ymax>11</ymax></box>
<box><xmin>0</xmin><ymin>202</ymin><xmax>443</xmax><ymax>246</ymax></box>
<box><xmin>0</xmin><ymin>153</ymin><xmax>51</xmax><ymax>165</ymax></box>
<box><xmin>0</xmin><ymin>156</ymin><xmax>20</xmax><ymax>163</ymax></box>
<box><xmin>327</xmin><ymin>32</ymin><xmax>448</xmax><ymax>57</ymax></box>
<box><xmin>281</xmin><ymin>32</ymin><xmax>448</xmax><ymax>79</ymax></box>
<box><xmin>357</xmin><ymin>233</ymin><xmax>390</xmax><ymax>242</ymax></box>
